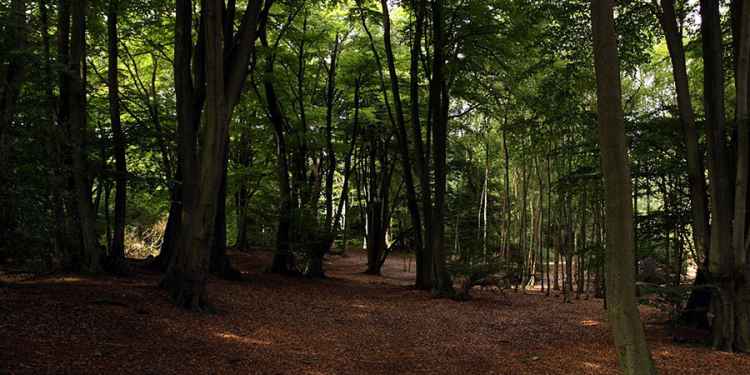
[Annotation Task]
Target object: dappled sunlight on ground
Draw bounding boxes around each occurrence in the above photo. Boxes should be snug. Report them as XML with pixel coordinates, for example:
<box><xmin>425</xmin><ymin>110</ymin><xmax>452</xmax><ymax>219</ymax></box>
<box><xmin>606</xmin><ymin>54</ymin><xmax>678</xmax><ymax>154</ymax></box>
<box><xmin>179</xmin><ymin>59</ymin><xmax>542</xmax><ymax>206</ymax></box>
<box><xmin>1</xmin><ymin>249</ymin><xmax>749</xmax><ymax>374</ymax></box>
<box><xmin>580</xmin><ymin>319</ymin><xmax>601</xmax><ymax>327</ymax></box>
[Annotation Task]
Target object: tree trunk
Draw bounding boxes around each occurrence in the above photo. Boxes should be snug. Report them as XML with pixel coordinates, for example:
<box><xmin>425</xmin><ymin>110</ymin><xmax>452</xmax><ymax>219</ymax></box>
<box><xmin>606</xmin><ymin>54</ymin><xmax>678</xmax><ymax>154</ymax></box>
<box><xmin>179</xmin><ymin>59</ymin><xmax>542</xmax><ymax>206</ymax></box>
<box><xmin>577</xmin><ymin>186</ymin><xmax>588</xmax><ymax>298</ymax></box>
<box><xmin>163</xmin><ymin>0</ymin><xmax>228</xmax><ymax>310</ymax></box>
<box><xmin>699</xmin><ymin>0</ymin><xmax>749</xmax><ymax>351</ymax></box>
<box><xmin>429</xmin><ymin>0</ymin><xmax>453</xmax><ymax>297</ymax></box>
<box><xmin>107</xmin><ymin>0</ymin><xmax>127</xmax><ymax>265</ymax></box>
<box><xmin>40</xmin><ymin>0</ymin><xmax>67</xmax><ymax>258</ymax></box>
<box><xmin>261</xmin><ymin>31</ymin><xmax>295</xmax><ymax>274</ymax></box>
<box><xmin>210</xmin><ymin>149</ymin><xmax>241</xmax><ymax>280</ymax></box>
<box><xmin>158</xmin><ymin>181</ymin><xmax>182</xmax><ymax>270</ymax></box>
<box><xmin>410</xmin><ymin>0</ymin><xmax>432</xmax><ymax>290</ymax></box>
<box><xmin>730</xmin><ymin>0</ymin><xmax>750</xmax><ymax>352</ymax></box>
<box><xmin>324</xmin><ymin>34</ymin><xmax>340</xmax><ymax>233</ymax></box>
<box><xmin>592</xmin><ymin>0</ymin><xmax>657</xmax><ymax>372</ymax></box>
<box><xmin>235</xmin><ymin>126</ymin><xmax>252</xmax><ymax>250</ymax></box>
<box><xmin>546</xmin><ymin>153</ymin><xmax>552</xmax><ymax>295</ymax></box>
<box><xmin>658</xmin><ymin>0</ymin><xmax>710</xmax><ymax>269</ymax></box>
<box><xmin>379</xmin><ymin>0</ymin><xmax>426</xmax><ymax>289</ymax></box>
<box><xmin>69</xmin><ymin>0</ymin><xmax>102</xmax><ymax>273</ymax></box>
<box><xmin>503</xmin><ymin>129</ymin><xmax>511</xmax><ymax>262</ymax></box>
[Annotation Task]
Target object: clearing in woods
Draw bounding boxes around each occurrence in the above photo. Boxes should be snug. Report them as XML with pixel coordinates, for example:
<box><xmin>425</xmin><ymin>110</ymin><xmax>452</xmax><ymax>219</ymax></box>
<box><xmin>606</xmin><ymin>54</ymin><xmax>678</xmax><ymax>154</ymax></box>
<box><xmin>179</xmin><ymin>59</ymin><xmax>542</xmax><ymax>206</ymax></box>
<box><xmin>1</xmin><ymin>250</ymin><xmax>748</xmax><ymax>375</ymax></box>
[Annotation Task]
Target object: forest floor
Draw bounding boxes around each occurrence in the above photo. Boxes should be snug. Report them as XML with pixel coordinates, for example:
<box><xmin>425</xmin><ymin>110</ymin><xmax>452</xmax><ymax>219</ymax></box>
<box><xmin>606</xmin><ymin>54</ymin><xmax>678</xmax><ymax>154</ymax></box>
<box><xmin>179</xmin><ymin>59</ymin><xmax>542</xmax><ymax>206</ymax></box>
<box><xmin>1</xmin><ymin>250</ymin><xmax>749</xmax><ymax>375</ymax></box>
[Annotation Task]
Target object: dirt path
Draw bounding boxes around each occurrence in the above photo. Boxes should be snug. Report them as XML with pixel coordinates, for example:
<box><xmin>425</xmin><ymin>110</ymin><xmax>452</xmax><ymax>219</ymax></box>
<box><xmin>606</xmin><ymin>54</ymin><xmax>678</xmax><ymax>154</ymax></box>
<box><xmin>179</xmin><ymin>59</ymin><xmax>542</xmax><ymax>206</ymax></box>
<box><xmin>1</xmin><ymin>250</ymin><xmax>748</xmax><ymax>374</ymax></box>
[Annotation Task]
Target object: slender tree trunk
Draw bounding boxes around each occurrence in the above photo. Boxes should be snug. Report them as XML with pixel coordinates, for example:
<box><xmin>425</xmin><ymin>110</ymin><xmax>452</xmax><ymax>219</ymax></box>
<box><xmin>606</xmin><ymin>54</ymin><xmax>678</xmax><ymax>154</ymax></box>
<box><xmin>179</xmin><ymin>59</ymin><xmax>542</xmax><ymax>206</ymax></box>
<box><xmin>592</xmin><ymin>0</ymin><xmax>657</xmax><ymax>372</ymax></box>
<box><xmin>329</xmin><ymin>77</ymin><xmax>361</xmax><ymax>250</ymax></box>
<box><xmin>546</xmin><ymin>153</ymin><xmax>552</xmax><ymax>295</ymax></box>
<box><xmin>210</xmin><ymin>147</ymin><xmax>241</xmax><ymax>280</ymax></box>
<box><xmin>656</xmin><ymin>0</ymin><xmax>715</xmax><ymax>328</ymax></box>
<box><xmin>554</xmin><ymin>244</ymin><xmax>560</xmax><ymax>291</ymax></box>
<box><xmin>379</xmin><ymin>0</ymin><xmax>426</xmax><ymax>288</ymax></box>
<box><xmin>261</xmin><ymin>32</ymin><xmax>295</xmax><ymax>274</ymax></box>
<box><xmin>40</xmin><ymin>0</ymin><xmax>67</xmax><ymax>257</ymax></box>
<box><xmin>410</xmin><ymin>0</ymin><xmax>432</xmax><ymax>290</ymax></box>
<box><xmin>235</xmin><ymin>126</ymin><xmax>252</xmax><ymax>250</ymax></box>
<box><xmin>324</xmin><ymin>35</ymin><xmax>340</xmax><ymax>233</ymax></box>
<box><xmin>503</xmin><ymin>129</ymin><xmax>511</xmax><ymax>261</ymax></box>
<box><xmin>107</xmin><ymin>0</ymin><xmax>127</xmax><ymax>264</ymax></box>
<box><xmin>158</xmin><ymin>179</ymin><xmax>182</xmax><ymax>270</ymax></box>
<box><xmin>57</xmin><ymin>0</ymin><xmax>79</xmax><ymax>263</ymax></box>
<box><xmin>656</xmin><ymin>0</ymin><xmax>710</xmax><ymax>269</ymax></box>
<box><xmin>563</xmin><ymin>199</ymin><xmax>573</xmax><ymax>304</ymax></box>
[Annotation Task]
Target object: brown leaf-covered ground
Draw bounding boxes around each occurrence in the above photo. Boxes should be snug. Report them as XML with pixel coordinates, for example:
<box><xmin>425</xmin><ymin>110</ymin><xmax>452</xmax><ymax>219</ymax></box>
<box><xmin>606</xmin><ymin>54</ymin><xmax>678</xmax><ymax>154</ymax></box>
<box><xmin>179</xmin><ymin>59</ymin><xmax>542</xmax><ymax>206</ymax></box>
<box><xmin>1</xmin><ymin>250</ymin><xmax>749</xmax><ymax>374</ymax></box>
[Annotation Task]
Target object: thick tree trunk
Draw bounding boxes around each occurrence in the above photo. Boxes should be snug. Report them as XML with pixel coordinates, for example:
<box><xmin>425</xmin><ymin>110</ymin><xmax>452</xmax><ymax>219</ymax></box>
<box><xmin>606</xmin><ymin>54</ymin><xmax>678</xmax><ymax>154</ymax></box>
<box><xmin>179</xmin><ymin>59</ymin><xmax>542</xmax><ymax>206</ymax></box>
<box><xmin>429</xmin><ymin>0</ymin><xmax>453</xmax><ymax>296</ymax></box>
<box><xmin>699</xmin><ymin>0</ymin><xmax>749</xmax><ymax>351</ymax></box>
<box><xmin>107</xmin><ymin>0</ymin><xmax>127</xmax><ymax>264</ymax></box>
<box><xmin>732</xmin><ymin>1</ymin><xmax>750</xmax><ymax>353</ymax></box>
<box><xmin>163</xmin><ymin>0</ymin><xmax>228</xmax><ymax>310</ymax></box>
<box><xmin>69</xmin><ymin>0</ymin><xmax>102</xmax><ymax>273</ymax></box>
<box><xmin>592</xmin><ymin>0</ymin><xmax>657</xmax><ymax>372</ymax></box>
<box><xmin>730</xmin><ymin>0</ymin><xmax>750</xmax><ymax>352</ymax></box>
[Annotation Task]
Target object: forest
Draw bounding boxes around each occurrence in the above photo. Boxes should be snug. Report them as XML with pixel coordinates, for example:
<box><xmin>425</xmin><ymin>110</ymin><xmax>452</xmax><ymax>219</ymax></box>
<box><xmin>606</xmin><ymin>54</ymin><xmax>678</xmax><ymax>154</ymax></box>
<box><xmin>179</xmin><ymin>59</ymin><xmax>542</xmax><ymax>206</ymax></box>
<box><xmin>2</xmin><ymin>0</ymin><xmax>750</xmax><ymax>373</ymax></box>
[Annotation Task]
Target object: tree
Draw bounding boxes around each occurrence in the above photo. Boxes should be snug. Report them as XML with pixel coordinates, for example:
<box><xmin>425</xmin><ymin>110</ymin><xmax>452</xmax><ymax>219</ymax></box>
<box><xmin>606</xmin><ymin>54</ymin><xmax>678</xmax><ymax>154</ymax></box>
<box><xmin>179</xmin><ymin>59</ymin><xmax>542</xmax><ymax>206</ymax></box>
<box><xmin>69</xmin><ymin>0</ymin><xmax>103</xmax><ymax>273</ymax></box>
<box><xmin>653</xmin><ymin>0</ymin><xmax>709</xmax><ymax>269</ymax></box>
<box><xmin>107</xmin><ymin>0</ymin><xmax>127</xmax><ymax>267</ymax></box>
<box><xmin>162</xmin><ymin>0</ymin><xmax>263</xmax><ymax>307</ymax></box>
<box><xmin>0</xmin><ymin>0</ymin><xmax>28</xmax><ymax>252</ymax></box>
<box><xmin>429</xmin><ymin>0</ymin><xmax>453</xmax><ymax>296</ymax></box>
<box><xmin>591</xmin><ymin>0</ymin><xmax>657</xmax><ymax>373</ymax></box>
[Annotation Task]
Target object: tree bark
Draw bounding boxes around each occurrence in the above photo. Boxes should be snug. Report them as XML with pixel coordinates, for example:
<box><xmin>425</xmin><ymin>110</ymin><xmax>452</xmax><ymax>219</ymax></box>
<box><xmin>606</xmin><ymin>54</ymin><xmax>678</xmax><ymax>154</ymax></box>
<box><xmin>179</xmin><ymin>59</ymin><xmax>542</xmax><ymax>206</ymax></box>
<box><xmin>592</xmin><ymin>0</ymin><xmax>657</xmax><ymax>372</ymax></box>
<box><xmin>699</xmin><ymin>0</ymin><xmax>748</xmax><ymax>351</ymax></box>
<box><xmin>429</xmin><ymin>0</ymin><xmax>453</xmax><ymax>296</ymax></box>
<box><xmin>261</xmin><ymin>29</ymin><xmax>295</xmax><ymax>274</ymax></box>
<box><xmin>655</xmin><ymin>0</ymin><xmax>710</xmax><ymax>268</ymax></box>
<box><xmin>410</xmin><ymin>0</ymin><xmax>432</xmax><ymax>290</ymax></box>
<box><xmin>379</xmin><ymin>0</ymin><xmax>426</xmax><ymax>288</ymax></box>
<box><xmin>69</xmin><ymin>0</ymin><xmax>102</xmax><ymax>273</ymax></box>
<box><xmin>210</xmin><ymin>146</ymin><xmax>241</xmax><ymax>280</ymax></box>
<box><xmin>163</xmin><ymin>0</ymin><xmax>229</xmax><ymax>310</ymax></box>
<box><xmin>107</xmin><ymin>0</ymin><xmax>127</xmax><ymax>264</ymax></box>
<box><xmin>730</xmin><ymin>0</ymin><xmax>750</xmax><ymax>352</ymax></box>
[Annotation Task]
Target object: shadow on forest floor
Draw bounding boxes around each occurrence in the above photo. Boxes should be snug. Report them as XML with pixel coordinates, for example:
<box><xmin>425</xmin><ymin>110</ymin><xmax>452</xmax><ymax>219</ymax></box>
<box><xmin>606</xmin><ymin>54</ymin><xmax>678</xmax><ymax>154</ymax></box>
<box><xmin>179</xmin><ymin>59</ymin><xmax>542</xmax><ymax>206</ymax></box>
<box><xmin>1</xmin><ymin>249</ymin><xmax>748</xmax><ymax>374</ymax></box>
